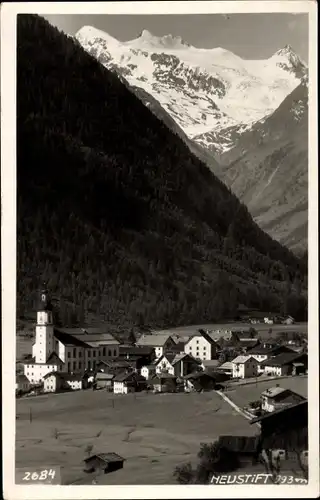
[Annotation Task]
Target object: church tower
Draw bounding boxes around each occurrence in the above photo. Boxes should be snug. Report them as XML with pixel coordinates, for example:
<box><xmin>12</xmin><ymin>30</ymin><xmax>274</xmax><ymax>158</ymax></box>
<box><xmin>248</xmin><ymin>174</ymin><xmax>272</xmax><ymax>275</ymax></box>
<box><xmin>34</xmin><ymin>284</ymin><xmax>54</xmax><ymax>364</ymax></box>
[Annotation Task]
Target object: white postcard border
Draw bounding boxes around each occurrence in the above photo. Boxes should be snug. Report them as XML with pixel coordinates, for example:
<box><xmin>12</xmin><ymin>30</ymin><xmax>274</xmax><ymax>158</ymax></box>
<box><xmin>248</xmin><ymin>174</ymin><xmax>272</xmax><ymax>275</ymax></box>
<box><xmin>1</xmin><ymin>2</ymin><xmax>318</xmax><ymax>499</ymax></box>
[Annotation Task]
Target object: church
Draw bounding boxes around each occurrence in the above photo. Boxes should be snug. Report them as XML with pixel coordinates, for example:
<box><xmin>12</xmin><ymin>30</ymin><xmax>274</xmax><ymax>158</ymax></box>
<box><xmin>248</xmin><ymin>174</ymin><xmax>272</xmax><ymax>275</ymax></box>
<box><xmin>23</xmin><ymin>287</ymin><xmax>120</xmax><ymax>384</ymax></box>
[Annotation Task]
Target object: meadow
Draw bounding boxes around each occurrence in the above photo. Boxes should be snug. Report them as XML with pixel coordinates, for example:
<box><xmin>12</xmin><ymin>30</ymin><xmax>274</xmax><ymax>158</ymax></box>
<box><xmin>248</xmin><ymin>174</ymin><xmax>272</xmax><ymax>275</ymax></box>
<box><xmin>16</xmin><ymin>390</ymin><xmax>258</xmax><ymax>485</ymax></box>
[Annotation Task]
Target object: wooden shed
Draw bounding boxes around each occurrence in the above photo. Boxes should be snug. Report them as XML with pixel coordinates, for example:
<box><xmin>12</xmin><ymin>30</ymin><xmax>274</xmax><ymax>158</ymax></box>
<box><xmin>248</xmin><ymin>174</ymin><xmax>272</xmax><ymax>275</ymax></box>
<box><xmin>84</xmin><ymin>453</ymin><xmax>125</xmax><ymax>474</ymax></box>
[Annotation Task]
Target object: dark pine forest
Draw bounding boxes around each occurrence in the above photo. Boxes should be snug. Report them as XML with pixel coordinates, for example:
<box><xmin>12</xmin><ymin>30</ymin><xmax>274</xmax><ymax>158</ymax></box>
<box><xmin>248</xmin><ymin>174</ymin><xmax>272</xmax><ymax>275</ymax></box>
<box><xmin>17</xmin><ymin>15</ymin><xmax>307</xmax><ymax>336</ymax></box>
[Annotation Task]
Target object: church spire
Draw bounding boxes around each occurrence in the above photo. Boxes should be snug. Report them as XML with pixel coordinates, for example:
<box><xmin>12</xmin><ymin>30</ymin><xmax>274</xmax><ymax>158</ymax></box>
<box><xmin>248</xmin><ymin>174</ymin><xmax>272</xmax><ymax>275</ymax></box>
<box><xmin>38</xmin><ymin>282</ymin><xmax>53</xmax><ymax>311</ymax></box>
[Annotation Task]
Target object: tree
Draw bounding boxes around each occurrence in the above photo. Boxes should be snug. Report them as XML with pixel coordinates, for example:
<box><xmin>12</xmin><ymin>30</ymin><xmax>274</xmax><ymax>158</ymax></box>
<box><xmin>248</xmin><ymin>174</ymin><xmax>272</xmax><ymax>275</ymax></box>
<box><xmin>173</xmin><ymin>441</ymin><xmax>240</xmax><ymax>484</ymax></box>
<box><xmin>173</xmin><ymin>462</ymin><xmax>194</xmax><ymax>484</ymax></box>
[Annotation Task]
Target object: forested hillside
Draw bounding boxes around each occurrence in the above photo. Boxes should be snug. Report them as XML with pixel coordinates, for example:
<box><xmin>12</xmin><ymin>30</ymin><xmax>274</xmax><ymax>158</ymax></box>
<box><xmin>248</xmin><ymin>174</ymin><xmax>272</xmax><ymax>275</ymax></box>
<box><xmin>17</xmin><ymin>15</ymin><xmax>307</xmax><ymax>335</ymax></box>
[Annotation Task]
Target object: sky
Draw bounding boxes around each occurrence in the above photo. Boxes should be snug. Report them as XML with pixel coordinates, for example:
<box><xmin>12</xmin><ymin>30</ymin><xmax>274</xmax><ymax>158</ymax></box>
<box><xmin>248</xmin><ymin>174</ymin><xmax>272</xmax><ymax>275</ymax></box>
<box><xmin>44</xmin><ymin>13</ymin><xmax>308</xmax><ymax>61</ymax></box>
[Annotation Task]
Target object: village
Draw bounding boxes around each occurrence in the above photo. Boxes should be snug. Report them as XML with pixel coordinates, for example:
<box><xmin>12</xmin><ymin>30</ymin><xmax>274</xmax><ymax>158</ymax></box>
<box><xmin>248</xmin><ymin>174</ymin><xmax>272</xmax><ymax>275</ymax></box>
<box><xmin>15</xmin><ymin>287</ymin><xmax>308</xmax><ymax>484</ymax></box>
<box><xmin>17</xmin><ymin>288</ymin><xmax>307</xmax><ymax>402</ymax></box>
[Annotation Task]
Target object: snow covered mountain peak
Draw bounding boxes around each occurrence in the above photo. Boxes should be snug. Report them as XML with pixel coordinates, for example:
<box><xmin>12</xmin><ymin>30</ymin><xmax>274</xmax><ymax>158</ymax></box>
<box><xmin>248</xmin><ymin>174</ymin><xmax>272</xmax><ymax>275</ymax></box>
<box><xmin>76</xmin><ymin>25</ymin><xmax>306</xmax><ymax>154</ymax></box>
<box><xmin>125</xmin><ymin>29</ymin><xmax>191</xmax><ymax>50</ymax></box>
<box><xmin>270</xmin><ymin>44</ymin><xmax>307</xmax><ymax>79</ymax></box>
<box><xmin>76</xmin><ymin>25</ymin><xmax>121</xmax><ymax>47</ymax></box>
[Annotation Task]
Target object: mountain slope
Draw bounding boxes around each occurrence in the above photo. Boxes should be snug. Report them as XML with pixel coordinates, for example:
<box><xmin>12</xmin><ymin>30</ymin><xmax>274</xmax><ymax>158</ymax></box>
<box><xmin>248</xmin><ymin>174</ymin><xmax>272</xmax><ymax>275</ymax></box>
<box><xmin>217</xmin><ymin>82</ymin><xmax>308</xmax><ymax>254</ymax></box>
<box><xmin>17</xmin><ymin>15</ymin><xmax>307</xmax><ymax>335</ymax></box>
<box><xmin>75</xmin><ymin>26</ymin><xmax>306</xmax><ymax>155</ymax></box>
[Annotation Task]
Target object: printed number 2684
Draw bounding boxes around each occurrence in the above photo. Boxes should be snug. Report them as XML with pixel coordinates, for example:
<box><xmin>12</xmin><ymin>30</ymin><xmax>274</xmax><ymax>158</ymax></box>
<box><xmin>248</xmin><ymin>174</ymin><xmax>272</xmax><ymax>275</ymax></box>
<box><xmin>23</xmin><ymin>469</ymin><xmax>56</xmax><ymax>481</ymax></box>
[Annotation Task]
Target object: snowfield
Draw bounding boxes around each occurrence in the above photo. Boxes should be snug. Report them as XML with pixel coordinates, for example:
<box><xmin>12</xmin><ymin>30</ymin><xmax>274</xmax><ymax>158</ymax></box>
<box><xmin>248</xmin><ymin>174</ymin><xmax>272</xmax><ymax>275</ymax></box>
<box><xmin>75</xmin><ymin>27</ymin><xmax>306</xmax><ymax>153</ymax></box>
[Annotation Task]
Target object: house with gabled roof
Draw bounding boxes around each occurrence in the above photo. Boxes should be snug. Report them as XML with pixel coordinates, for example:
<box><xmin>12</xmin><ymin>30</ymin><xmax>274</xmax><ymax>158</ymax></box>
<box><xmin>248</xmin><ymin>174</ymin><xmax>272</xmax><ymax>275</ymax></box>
<box><xmin>141</xmin><ymin>364</ymin><xmax>157</xmax><ymax>380</ymax></box>
<box><xmin>251</xmin><ymin>401</ymin><xmax>308</xmax><ymax>465</ymax></box>
<box><xmin>43</xmin><ymin>371</ymin><xmax>89</xmax><ymax>392</ymax></box>
<box><xmin>16</xmin><ymin>374</ymin><xmax>31</xmax><ymax>393</ymax></box>
<box><xmin>183</xmin><ymin>330</ymin><xmax>219</xmax><ymax>361</ymax></box>
<box><xmin>261</xmin><ymin>386</ymin><xmax>306</xmax><ymax>413</ymax></box>
<box><xmin>183</xmin><ymin>371</ymin><xmax>218</xmax><ymax>392</ymax></box>
<box><xmin>259</xmin><ymin>352</ymin><xmax>308</xmax><ymax>377</ymax></box>
<box><xmin>154</xmin><ymin>352</ymin><xmax>201</xmax><ymax>378</ymax></box>
<box><xmin>246</xmin><ymin>344</ymin><xmax>295</xmax><ymax>366</ymax></box>
<box><xmin>113</xmin><ymin>371</ymin><xmax>146</xmax><ymax>394</ymax></box>
<box><xmin>135</xmin><ymin>333</ymin><xmax>176</xmax><ymax>358</ymax></box>
<box><xmin>232</xmin><ymin>355</ymin><xmax>258</xmax><ymax>379</ymax></box>
<box><xmin>148</xmin><ymin>373</ymin><xmax>177</xmax><ymax>393</ymax></box>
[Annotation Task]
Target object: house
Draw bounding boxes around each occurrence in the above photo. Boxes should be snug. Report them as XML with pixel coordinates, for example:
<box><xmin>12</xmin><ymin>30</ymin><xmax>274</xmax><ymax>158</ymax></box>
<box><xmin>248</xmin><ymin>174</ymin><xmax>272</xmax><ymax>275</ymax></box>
<box><xmin>282</xmin><ymin>315</ymin><xmax>295</xmax><ymax>325</ymax></box>
<box><xmin>149</xmin><ymin>373</ymin><xmax>177</xmax><ymax>393</ymax></box>
<box><xmin>246</xmin><ymin>344</ymin><xmax>295</xmax><ymax>369</ymax></box>
<box><xmin>95</xmin><ymin>372</ymin><xmax>114</xmax><ymax>390</ymax></box>
<box><xmin>113</xmin><ymin>372</ymin><xmax>146</xmax><ymax>394</ymax></box>
<box><xmin>251</xmin><ymin>401</ymin><xmax>308</xmax><ymax>464</ymax></box>
<box><xmin>237</xmin><ymin>338</ymin><xmax>260</xmax><ymax>353</ymax></box>
<box><xmin>16</xmin><ymin>374</ymin><xmax>31</xmax><ymax>393</ymax></box>
<box><xmin>183</xmin><ymin>371</ymin><xmax>217</xmax><ymax>392</ymax></box>
<box><xmin>216</xmin><ymin>435</ymin><xmax>261</xmax><ymax>467</ymax></box>
<box><xmin>141</xmin><ymin>364</ymin><xmax>157</xmax><ymax>380</ymax></box>
<box><xmin>118</xmin><ymin>346</ymin><xmax>155</xmax><ymax>368</ymax></box>
<box><xmin>259</xmin><ymin>353</ymin><xmax>308</xmax><ymax>377</ymax></box>
<box><xmin>24</xmin><ymin>286</ymin><xmax>121</xmax><ymax>384</ymax></box>
<box><xmin>96</xmin><ymin>359</ymin><xmax>136</xmax><ymax>375</ymax></box>
<box><xmin>135</xmin><ymin>333</ymin><xmax>176</xmax><ymax>359</ymax></box>
<box><xmin>43</xmin><ymin>371</ymin><xmax>89</xmax><ymax>392</ymax></box>
<box><xmin>261</xmin><ymin>386</ymin><xmax>306</xmax><ymax>413</ymax></box>
<box><xmin>183</xmin><ymin>330</ymin><xmax>219</xmax><ymax>361</ymax></box>
<box><xmin>264</xmin><ymin>317</ymin><xmax>274</xmax><ymax>324</ymax></box>
<box><xmin>84</xmin><ymin>453</ymin><xmax>125</xmax><ymax>474</ymax></box>
<box><xmin>154</xmin><ymin>352</ymin><xmax>201</xmax><ymax>378</ymax></box>
<box><xmin>201</xmin><ymin>359</ymin><xmax>220</xmax><ymax>371</ymax></box>
<box><xmin>215</xmin><ymin>361</ymin><xmax>233</xmax><ymax>376</ymax></box>
<box><xmin>232</xmin><ymin>355</ymin><xmax>258</xmax><ymax>379</ymax></box>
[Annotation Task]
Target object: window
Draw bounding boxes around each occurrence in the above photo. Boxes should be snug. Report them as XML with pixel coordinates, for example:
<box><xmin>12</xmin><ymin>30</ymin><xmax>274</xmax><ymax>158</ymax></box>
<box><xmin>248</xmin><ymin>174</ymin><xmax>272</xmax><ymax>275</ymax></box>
<box><xmin>114</xmin><ymin>349</ymin><xmax>117</xmax><ymax>356</ymax></box>
<box><xmin>93</xmin><ymin>350</ymin><xmax>96</xmax><ymax>358</ymax></box>
<box><xmin>108</xmin><ymin>349</ymin><xmax>112</xmax><ymax>357</ymax></box>
<box><xmin>73</xmin><ymin>362</ymin><xmax>76</xmax><ymax>370</ymax></box>
<box><xmin>73</xmin><ymin>348</ymin><xmax>76</xmax><ymax>357</ymax></box>
<box><xmin>67</xmin><ymin>352</ymin><xmax>71</xmax><ymax>358</ymax></box>
<box><xmin>196</xmin><ymin>340</ymin><xmax>199</xmax><ymax>344</ymax></box>
<box><xmin>79</xmin><ymin>362</ymin><xmax>82</xmax><ymax>370</ymax></box>
<box><xmin>67</xmin><ymin>363</ymin><xmax>71</xmax><ymax>371</ymax></box>
<box><xmin>103</xmin><ymin>347</ymin><xmax>106</xmax><ymax>356</ymax></box>
<box><xmin>79</xmin><ymin>351</ymin><xmax>82</xmax><ymax>358</ymax></box>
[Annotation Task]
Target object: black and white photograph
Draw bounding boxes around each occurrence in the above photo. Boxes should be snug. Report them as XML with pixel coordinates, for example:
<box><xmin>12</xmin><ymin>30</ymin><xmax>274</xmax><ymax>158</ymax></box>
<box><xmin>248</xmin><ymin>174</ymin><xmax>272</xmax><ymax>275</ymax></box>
<box><xmin>1</xmin><ymin>1</ymin><xmax>319</xmax><ymax>498</ymax></box>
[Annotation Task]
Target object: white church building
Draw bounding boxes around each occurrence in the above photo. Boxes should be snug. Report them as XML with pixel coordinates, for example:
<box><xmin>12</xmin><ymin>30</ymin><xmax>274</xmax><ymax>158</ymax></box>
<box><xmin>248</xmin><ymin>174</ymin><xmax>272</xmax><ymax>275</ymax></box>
<box><xmin>23</xmin><ymin>287</ymin><xmax>120</xmax><ymax>384</ymax></box>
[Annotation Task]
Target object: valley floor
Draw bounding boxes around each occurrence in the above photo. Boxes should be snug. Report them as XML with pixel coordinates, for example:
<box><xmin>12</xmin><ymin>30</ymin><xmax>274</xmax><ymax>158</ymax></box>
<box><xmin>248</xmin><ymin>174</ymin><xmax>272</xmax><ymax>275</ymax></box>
<box><xmin>16</xmin><ymin>390</ymin><xmax>258</xmax><ymax>485</ymax></box>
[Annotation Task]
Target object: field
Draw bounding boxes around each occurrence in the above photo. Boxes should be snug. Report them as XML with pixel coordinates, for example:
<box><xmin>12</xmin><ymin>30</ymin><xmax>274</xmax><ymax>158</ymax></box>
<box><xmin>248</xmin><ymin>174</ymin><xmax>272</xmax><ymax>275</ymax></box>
<box><xmin>16</xmin><ymin>390</ymin><xmax>259</xmax><ymax>485</ymax></box>
<box><xmin>226</xmin><ymin>376</ymin><xmax>308</xmax><ymax>408</ymax></box>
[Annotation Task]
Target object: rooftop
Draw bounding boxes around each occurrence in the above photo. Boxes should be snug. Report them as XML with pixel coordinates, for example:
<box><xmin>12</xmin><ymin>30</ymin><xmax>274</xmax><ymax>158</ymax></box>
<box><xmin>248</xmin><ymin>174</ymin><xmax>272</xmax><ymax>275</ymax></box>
<box><xmin>247</xmin><ymin>344</ymin><xmax>294</xmax><ymax>355</ymax></box>
<box><xmin>54</xmin><ymin>329</ymin><xmax>90</xmax><ymax>348</ymax></box>
<box><xmin>84</xmin><ymin>453</ymin><xmax>125</xmax><ymax>464</ymax></box>
<box><xmin>260</xmin><ymin>352</ymin><xmax>307</xmax><ymax>367</ymax></box>
<box><xmin>136</xmin><ymin>333</ymin><xmax>172</xmax><ymax>347</ymax></box>
<box><xmin>43</xmin><ymin>371</ymin><xmax>88</xmax><ymax>381</ymax></box>
<box><xmin>217</xmin><ymin>361</ymin><xmax>233</xmax><ymax>370</ymax></box>
<box><xmin>119</xmin><ymin>346</ymin><xmax>154</xmax><ymax>356</ymax></box>
<box><xmin>202</xmin><ymin>359</ymin><xmax>220</xmax><ymax>367</ymax></box>
<box><xmin>251</xmin><ymin>400</ymin><xmax>308</xmax><ymax>424</ymax></box>
<box><xmin>95</xmin><ymin>372</ymin><xmax>114</xmax><ymax>380</ymax></box>
<box><xmin>16</xmin><ymin>374</ymin><xmax>29</xmax><ymax>383</ymax></box>
<box><xmin>261</xmin><ymin>386</ymin><xmax>287</xmax><ymax>398</ymax></box>
<box><xmin>232</xmin><ymin>355</ymin><xmax>256</xmax><ymax>364</ymax></box>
